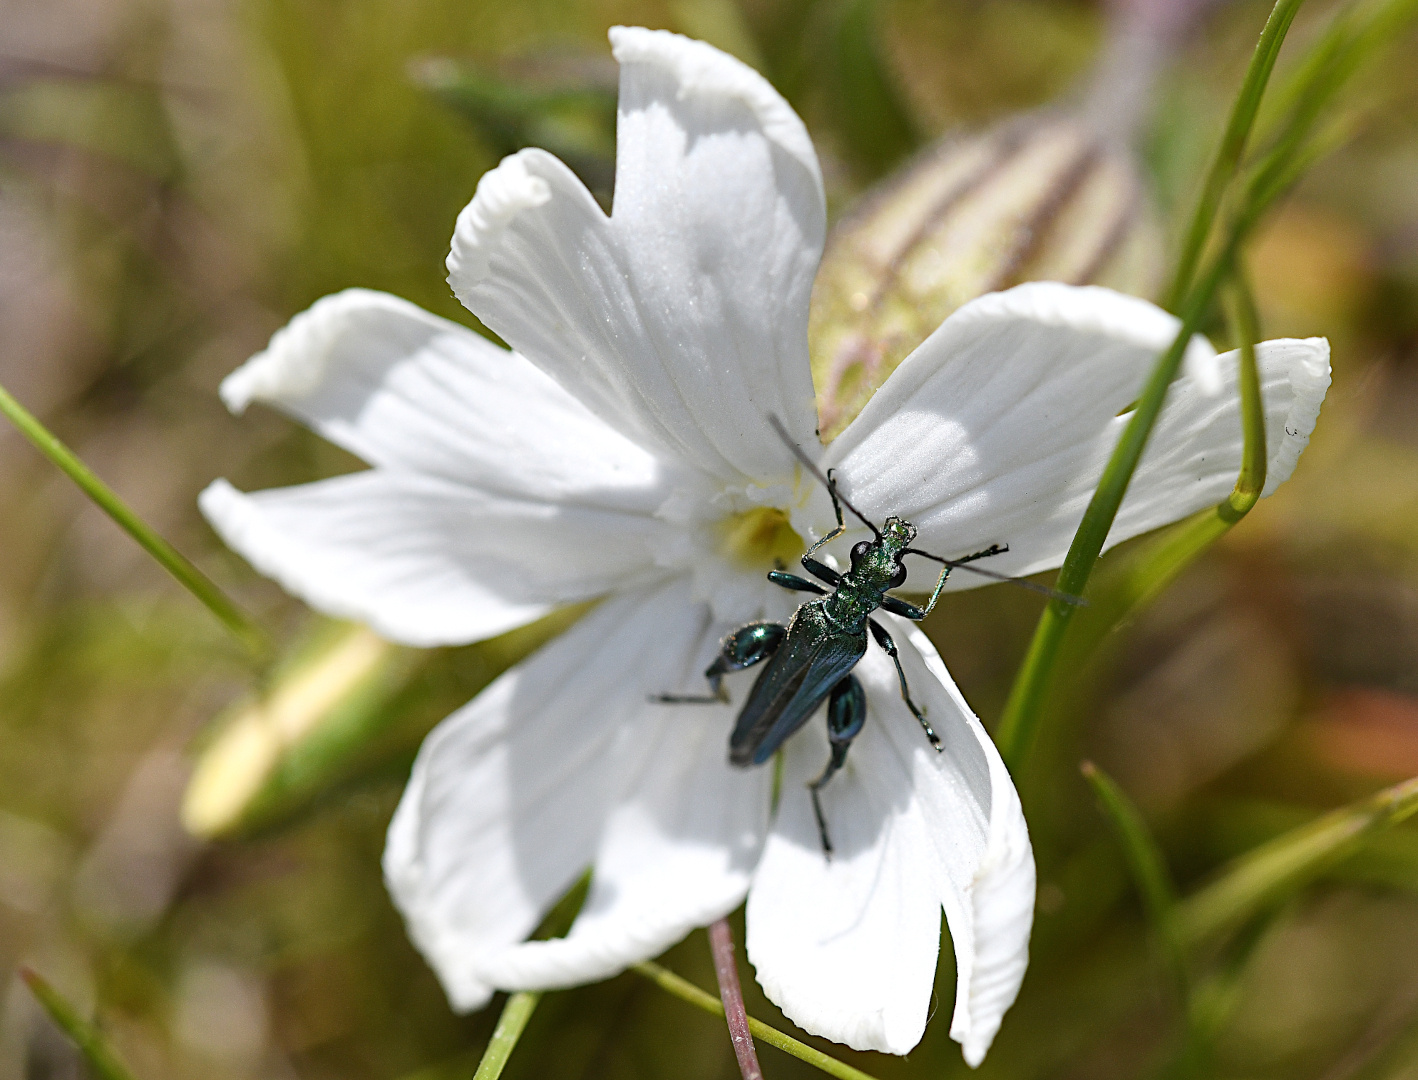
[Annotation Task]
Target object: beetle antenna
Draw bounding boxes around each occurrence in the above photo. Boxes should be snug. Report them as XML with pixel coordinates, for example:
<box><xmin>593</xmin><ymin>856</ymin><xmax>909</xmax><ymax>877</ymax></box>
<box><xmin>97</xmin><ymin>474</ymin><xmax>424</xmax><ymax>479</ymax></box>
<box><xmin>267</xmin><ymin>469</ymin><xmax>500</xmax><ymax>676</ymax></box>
<box><xmin>766</xmin><ymin>414</ymin><xmax>880</xmax><ymax>537</ymax></box>
<box><xmin>903</xmin><ymin>546</ymin><xmax>1088</xmax><ymax>606</ymax></box>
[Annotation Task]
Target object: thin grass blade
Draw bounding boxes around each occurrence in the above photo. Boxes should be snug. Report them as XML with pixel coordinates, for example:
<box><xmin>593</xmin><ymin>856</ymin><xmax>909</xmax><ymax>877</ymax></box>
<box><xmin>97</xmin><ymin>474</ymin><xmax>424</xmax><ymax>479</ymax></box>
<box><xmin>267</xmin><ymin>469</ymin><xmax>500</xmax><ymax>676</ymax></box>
<box><xmin>632</xmin><ymin>962</ymin><xmax>881</xmax><ymax>1080</ymax></box>
<box><xmin>1177</xmin><ymin>776</ymin><xmax>1418</xmax><ymax>949</ymax></box>
<box><xmin>471</xmin><ymin>992</ymin><xmax>541</xmax><ymax>1080</ymax></box>
<box><xmin>0</xmin><ymin>382</ymin><xmax>268</xmax><ymax>659</ymax></box>
<box><xmin>995</xmin><ymin>248</ymin><xmax>1234</xmax><ymax>766</ymax></box>
<box><xmin>19</xmin><ymin>969</ymin><xmax>141</xmax><ymax>1080</ymax></box>
<box><xmin>1163</xmin><ymin>0</ymin><xmax>1308</xmax><ymax>311</ymax></box>
<box><xmin>1081</xmin><ymin>762</ymin><xmax>1188</xmax><ymax>994</ymax></box>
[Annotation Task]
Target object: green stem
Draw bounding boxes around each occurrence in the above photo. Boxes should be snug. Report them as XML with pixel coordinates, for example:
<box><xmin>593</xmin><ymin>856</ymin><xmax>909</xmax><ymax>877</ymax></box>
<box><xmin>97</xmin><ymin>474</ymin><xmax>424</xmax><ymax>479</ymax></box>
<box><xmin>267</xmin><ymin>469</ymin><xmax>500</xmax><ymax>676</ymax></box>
<box><xmin>1256</xmin><ymin>0</ymin><xmax>1418</xmax><ymax>195</ymax></box>
<box><xmin>0</xmin><ymin>381</ymin><xmax>268</xmax><ymax>658</ymax></box>
<box><xmin>995</xmin><ymin>98</ymin><xmax>1291</xmax><ymax>769</ymax></box>
<box><xmin>1226</xmin><ymin>274</ymin><xmax>1267</xmax><ymax>512</ymax></box>
<box><xmin>632</xmin><ymin>962</ymin><xmax>881</xmax><ymax>1080</ymax></box>
<box><xmin>20</xmin><ymin>969</ymin><xmax>142</xmax><ymax>1080</ymax></box>
<box><xmin>1022</xmin><ymin>273</ymin><xmax>1268</xmax><ymax>690</ymax></box>
<box><xmin>471</xmin><ymin>992</ymin><xmax>541</xmax><ymax>1080</ymax></box>
<box><xmin>1162</xmin><ymin>0</ymin><xmax>1307</xmax><ymax>311</ymax></box>
<box><xmin>996</xmin><ymin>249</ymin><xmax>1232</xmax><ymax>767</ymax></box>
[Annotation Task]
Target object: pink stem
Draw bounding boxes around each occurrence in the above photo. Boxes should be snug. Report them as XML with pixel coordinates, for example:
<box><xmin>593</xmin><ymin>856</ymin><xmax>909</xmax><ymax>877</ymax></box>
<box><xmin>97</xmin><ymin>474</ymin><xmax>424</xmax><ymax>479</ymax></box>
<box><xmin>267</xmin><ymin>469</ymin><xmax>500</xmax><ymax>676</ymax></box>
<box><xmin>708</xmin><ymin>918</ymin><xmax>765</xmax><ymax>1080</ymax></box>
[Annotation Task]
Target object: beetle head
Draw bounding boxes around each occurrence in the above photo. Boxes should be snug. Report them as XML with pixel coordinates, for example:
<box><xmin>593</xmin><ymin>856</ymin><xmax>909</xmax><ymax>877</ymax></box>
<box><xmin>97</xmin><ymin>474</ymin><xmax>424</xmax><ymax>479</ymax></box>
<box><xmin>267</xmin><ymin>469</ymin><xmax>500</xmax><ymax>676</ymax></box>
<box><xmin>881</xmin><ymin>516</ymin><xmax>918</xmax><ymax>547</ymax></box>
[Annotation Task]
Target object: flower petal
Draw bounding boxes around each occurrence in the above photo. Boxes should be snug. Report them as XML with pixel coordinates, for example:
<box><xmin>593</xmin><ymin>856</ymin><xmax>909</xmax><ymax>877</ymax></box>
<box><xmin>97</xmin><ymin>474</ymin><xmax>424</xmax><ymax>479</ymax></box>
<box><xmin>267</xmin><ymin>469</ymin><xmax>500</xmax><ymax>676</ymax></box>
<box><xmin>896</xmin><ymin>622</ymin><xmax>1034</xmax><ymax>1066</ymax></box>
<box><xmin>200</xmin><ymin>472</ymin><xmax>676</xmax><ymax>647</ymax></box>
<box><xmin>823</xmin><ymin>282</ymin><xmax>1330</xmax><ymax>584</ymax></box>
<box><xmin>477</xmin><ymin>655</ymin><xmax>770</xmax><ymax>991</ymax></box>
<box><xmin>218</xmin><ymin>288</ymin><xmax>669</xmax><ymax>509</ymax></box>
<box><xmin>746</xmin><ymin>620</ymin><xmax>1033</xmax><ymax>1063</ymax></box>
<box><xmin>446</xmin><ymin>27</ymin><xmax>824</xmax><ymax>483</ymax></box>
<box><xmin>384</xmin><ymin>581</ymin><xmax>739</xmax><ymax>1009</ymax></box>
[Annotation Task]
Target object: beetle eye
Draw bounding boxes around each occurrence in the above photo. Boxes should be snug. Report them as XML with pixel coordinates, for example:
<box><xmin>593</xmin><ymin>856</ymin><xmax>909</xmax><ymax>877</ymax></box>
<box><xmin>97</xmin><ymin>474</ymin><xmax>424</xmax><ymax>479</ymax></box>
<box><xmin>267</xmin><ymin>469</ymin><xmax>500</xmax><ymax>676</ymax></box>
<box><xmin>850</xmin><ymin>541</ymin><xmax>872</xmax><ymax>565</ymax></box>
<box><xmin>888</xmin><ymin>562</ymin><xmax>908</xmax><ymax>589</ymax></box>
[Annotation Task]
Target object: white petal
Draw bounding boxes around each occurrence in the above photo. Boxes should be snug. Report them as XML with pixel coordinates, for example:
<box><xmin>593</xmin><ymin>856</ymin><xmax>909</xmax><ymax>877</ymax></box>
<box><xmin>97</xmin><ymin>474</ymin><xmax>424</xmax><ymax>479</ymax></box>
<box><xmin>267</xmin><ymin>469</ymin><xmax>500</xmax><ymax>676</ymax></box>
<box><xmin>746</xmin><ymin>621</ymin><xmax>1033</xmax><ymax>1062</ymax></box>
<box><xmin>478</xmin><ymin>636</ymin><xmax>771</xmax><ymax>990</ymax></box>
<box><xmin>897</xmin><ymin>623</ymin><xmax>1034</xmax><ymax>1066</ymax></box>
<box><xmin>200</xmin><ymin>472</ymin><xmax>677</xmax><ymax>647</ymax></box>
<box><xmin>219</xmin><ymin>288</ymin><xmax>669</xmax><ymax>508</ymax></box>
<box><xmin>384</xmin><ymin>581</ymin><xmax>733</xmax><ymax>1008</ymax></box>
<box><xmin>446</xmin><ymin>27</ymin><xmax>824</xmax><ymax>483</ymax></box>
<box><xmin>824</xmin><ymin>283</ymin><xmax>1330</xmax><ymax>583</ymax></box>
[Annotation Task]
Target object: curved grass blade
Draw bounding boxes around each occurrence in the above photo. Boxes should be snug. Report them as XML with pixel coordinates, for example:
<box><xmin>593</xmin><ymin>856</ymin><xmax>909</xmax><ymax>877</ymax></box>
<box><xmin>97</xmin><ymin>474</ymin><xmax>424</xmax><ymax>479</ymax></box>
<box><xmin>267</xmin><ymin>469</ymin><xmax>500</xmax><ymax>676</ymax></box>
<box><xmin>1253</xmin><ymin>0</ymin><xmax>1418</xmax><ymax>206</ymax></box>
<box><xmin>633</xmin><ymin>961</ymin><xmax>881</xmax><ymax>1080</ymax></box>
<box><xmin>1034</xmin><ymin>273</ymin><xmax>1267</xmax><ymax>670</ymax></box>
<box><xmin>995</xmin><ymin>246</ymin><xmax>1235</xmax><ymax>767</ymax></box>
<box><xmin>1159</xmin><ymin>912</ymin><xmax>1280</xmax><ymax>1080</ymax></box>
<box><xmin>464</xmin><ymin>872</ymin><xmax>595</xmax><ymax>1079</ymax></box>
<box><xmin>1080</xmin><ymin>762</ymin><xmax>1188</xmax><ymax>995</ymax></box>
<box><xmin>1177</xmin><ymin>776</ymin><xmax>1418</xmax><ymax>949</ymax></box>
<box><xmin>19</xmin><ymin>968</ymin><xmax>141</xmax><ymax>1080</ymax></box>
<box><xmin>0</xmin><ymin>382</ymin><xmax>269</xmax><ymax>659</ymax></box>
<box><xmin>1162</xmin><ymin>0</ymin><xmax>1307</xmax><ymax>312</ymax></box>
<box><xmin>998</xmin><ymin>71</ymin><xmax>1287</xmax><ymax>765</ymax></box>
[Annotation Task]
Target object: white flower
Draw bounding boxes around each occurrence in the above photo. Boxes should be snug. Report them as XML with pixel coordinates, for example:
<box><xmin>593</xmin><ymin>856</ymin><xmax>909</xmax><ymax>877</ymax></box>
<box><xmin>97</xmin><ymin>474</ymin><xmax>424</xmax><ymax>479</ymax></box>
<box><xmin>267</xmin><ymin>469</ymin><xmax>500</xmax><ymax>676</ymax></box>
<box><xmin>200</xmin><ymin>27</ymin><xmax>1331</xmax><ymax>1066</ymax></box>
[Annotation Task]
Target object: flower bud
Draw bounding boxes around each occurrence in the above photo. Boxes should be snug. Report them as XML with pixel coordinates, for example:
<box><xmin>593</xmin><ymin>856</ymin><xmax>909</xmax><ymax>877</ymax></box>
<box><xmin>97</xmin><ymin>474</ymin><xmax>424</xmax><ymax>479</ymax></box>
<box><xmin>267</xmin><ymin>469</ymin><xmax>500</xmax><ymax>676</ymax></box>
<box><xmin>182</xmin><ymin>623</ymin><xmax>416</xmax><ymax>839</ymax></box>
<box><xmin>181</xmin><ymin>606</ymin><xmax>589</xmax><ymax>839</ymax></box>
<box><xmin>810</xmin><ymin>114</ymin><xmax>1164</xmax><ymax>439</ymax></box>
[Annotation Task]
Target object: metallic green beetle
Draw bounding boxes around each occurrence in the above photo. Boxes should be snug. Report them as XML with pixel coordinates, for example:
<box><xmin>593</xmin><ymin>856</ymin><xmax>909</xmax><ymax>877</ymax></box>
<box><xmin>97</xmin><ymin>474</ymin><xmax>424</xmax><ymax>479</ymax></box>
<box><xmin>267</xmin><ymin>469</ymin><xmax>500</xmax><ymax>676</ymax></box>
<box><xmin>657</xmin><ymin>419</ymin><xmax>1070</xmax><ymax>855</ymax></box>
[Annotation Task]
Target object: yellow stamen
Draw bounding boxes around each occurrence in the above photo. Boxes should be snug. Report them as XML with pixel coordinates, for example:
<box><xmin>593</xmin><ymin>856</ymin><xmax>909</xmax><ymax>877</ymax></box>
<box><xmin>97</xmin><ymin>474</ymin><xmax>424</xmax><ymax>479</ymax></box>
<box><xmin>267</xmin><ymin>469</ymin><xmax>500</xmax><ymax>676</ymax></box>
<box><xmin>718</xmin><ymin>506</ymin><xmax>804</xmax><ymax>571</ymax></box>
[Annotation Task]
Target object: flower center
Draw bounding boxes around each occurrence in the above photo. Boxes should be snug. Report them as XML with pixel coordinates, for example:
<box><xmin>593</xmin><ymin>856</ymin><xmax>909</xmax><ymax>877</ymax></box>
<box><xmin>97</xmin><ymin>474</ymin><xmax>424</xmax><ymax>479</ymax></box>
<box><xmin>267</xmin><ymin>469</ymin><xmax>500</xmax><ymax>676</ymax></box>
<box><xmin>718</xmin><ymin>506</ymin><xmax>804</xmax><ymax>571</ymax></box>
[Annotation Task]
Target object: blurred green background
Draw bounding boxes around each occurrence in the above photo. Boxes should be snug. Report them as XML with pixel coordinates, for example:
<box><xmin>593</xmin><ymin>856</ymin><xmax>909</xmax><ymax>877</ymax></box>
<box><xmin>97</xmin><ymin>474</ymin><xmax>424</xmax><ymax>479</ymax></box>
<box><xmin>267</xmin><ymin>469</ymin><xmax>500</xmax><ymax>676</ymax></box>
<box><xmin>2</xmin><ymin>0</ymin><xmax>1418</xmax><ymax>1078</ymax></box>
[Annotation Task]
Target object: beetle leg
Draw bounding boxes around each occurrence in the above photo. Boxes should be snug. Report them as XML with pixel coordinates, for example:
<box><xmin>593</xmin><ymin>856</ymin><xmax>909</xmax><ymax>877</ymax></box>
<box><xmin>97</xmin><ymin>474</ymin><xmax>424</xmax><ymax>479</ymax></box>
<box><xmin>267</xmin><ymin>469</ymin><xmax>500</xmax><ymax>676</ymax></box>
<box><xmin>868</xmin><ymin>619</ymin><xmax>942</xmax><ymax>751</ymax></box>
<box><xmin>809</xmin><ymin>674</ymin><xmax>866</xmax><ymax>858</ymax></box>
<box><xmin>652</xmin><ymin>622</ymin><xmax>787</xmax><ymax>704</ymax></box>
<box><xmin>880</xmin><ymin>593</ymin><xmax>926</xmax><ymax>619</ymax></box>
<box><xmin>916</xmin><ymin>542</ymin><xmax>1009</xmax><ymax>618</ymax></box>
<box><xmin>797</xmin><ymin>466</ymin><xmax>848</xmax><ymax>582</ymax></box>
<box><xmin>767</xmin><ymin>570</ymin><xmax>827</xmax><ymax>595</ymax></box>
<box><xmin>800</xmin><ymin>556</ymin><xmax>842</xmax><ymax>588</ymax></box>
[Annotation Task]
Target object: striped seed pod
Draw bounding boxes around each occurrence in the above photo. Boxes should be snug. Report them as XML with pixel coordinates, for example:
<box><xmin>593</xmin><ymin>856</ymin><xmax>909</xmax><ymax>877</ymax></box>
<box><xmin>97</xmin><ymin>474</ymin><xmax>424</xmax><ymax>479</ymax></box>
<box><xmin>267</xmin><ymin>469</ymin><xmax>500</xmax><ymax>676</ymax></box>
<box><xmin>810</xmin><ymin>114</ymin><xmax>1164</xmax><ymax>440</ymax></box>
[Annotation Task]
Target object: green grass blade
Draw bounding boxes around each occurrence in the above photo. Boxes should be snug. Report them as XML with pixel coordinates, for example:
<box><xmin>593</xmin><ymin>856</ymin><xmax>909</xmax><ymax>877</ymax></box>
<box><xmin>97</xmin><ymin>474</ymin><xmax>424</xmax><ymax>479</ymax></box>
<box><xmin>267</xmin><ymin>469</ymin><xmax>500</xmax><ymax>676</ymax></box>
<box><xmin>1159</xmin><ymin>912</ymin><xmax>1280</xmax><ymax>1080</ymax></box>
<box><xmin>0</xmin><ymin>382</ymin><xmax>269</xmax><ymax>659</ymax></box>
<box><xmin>1224</xmin><ymin>274</ymin><xmax>1267</xmax><ymax>515</ymax></box>
<box><xmin>20</xmin><ymin>969</ymin><xmax>142</xmax><ymax>1080</ymax></box>
<box><xmin>471</xmin><ymin>992</ymin><xmax>541</xmax><ymax>1080</ymax></box>
<box><xmin>1256</xmin><ymin>0</ymin><xmax>1418</xmax><ymax>190</ymax></box>
<box><xmin>1081</xmin><ymin>762</ymin><xmax>1188</xmax><ymax>993</ymax></box>
<box><xmin>632</xmin><ymin>962</ymin><xmax>881</xmax><ymax>1080</ymax></box>
<box><xmin>1162</xmin><ymin>0</ymin><xmax>1308</xmax><ymax>312</ymax></box>
<box><xmin>996</xmin><ymin>248</ymin><xmax>1232</xmax><ymax>766</ymax></box>
<box><xmin>995</xmin><ymin>58</ymin><xmax>1295</xmax><ymax>769</ymax></box>
<box><xmin>1177</xmin><ymin>776</ymin><xmax>1418</xmax><ymax>949</ymax></box>
<box><xmin>1030</xmin><ymin>272</ymin><xmax>1268</xmax><ymax>673</ymax></box>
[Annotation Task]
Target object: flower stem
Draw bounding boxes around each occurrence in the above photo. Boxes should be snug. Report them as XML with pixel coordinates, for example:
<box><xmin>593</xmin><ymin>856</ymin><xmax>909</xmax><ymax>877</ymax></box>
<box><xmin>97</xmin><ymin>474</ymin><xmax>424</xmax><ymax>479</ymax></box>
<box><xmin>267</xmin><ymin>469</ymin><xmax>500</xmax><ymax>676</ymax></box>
<box><xmin>632</xmin><ymin>961</ymin><xmax>881</xmax><ymax>1080</ymax></box>
<box><xmin>708</xmin><ymin>919</ymin><xmax>764</xmax><ymax>1080</ymax></box>
<box><xmin>995</xmin><ymin>0</ymin><xmax>1306</xmax><ymax>768</ymax></box>
<box><xmin>0</xmin><ymin>381</ymin><xmax>269</xmax><ymax>659</ymax></box>
<box><xmin>1162</xmin><ymin>0</ymin><xmax>1308</xmax><ymax>312</ymax></box>
<box><xmin>1036</xmin><ymin>273</ymin><xmax>1268</xmax><ymax>670</ymax></box>
<box><xmin>995</xmin><ymin>249</ymin><xmax>1231</xmax><ymax>767</ymax></box>
<box><xmin>471</xmin><ymin>992</ymin><xmax>541</xmax><ymax>1080</ymax></box>
<box><xmin>19</xmin><ymin>968</ymin><xmax>142</xmax><ymax>1080</ymax></box>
